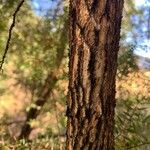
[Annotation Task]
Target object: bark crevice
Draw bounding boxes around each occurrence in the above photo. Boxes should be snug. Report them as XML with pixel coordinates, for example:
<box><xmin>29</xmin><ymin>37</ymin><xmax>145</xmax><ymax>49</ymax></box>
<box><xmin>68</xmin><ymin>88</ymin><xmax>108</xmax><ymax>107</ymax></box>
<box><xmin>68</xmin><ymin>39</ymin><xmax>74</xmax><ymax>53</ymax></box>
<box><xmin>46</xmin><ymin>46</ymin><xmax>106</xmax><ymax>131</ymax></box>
<box><xmin>67</xmin><ymin>0</ymin><xmax>124</xmax><ymax>149</ymax></box>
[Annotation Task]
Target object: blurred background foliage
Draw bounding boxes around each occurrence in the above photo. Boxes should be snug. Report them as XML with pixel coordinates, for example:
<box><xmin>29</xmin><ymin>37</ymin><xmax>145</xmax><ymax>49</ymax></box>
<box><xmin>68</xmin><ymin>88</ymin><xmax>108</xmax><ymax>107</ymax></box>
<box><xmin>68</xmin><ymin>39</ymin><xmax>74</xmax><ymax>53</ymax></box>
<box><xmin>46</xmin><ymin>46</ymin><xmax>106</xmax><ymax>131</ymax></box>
<box><xmin>0</xmin><ymin>0</ymin><xmax>149</xmax><ymax>149</ymax></box>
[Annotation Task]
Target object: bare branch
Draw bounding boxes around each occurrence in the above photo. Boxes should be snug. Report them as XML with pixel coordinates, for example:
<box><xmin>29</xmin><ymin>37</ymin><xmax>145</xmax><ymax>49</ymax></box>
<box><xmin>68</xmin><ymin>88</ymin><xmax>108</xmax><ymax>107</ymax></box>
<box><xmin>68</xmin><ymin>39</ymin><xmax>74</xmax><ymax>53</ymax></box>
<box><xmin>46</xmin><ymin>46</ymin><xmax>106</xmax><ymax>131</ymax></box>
<box><xmin>0</xmin><ymin>0</ymin><xmax>25</xmax><ymax>71</ymax></box>
<box><xmin>127</xmin><ymin>142</ymin><xmax>150</xmax><ymax>149</ymax></box>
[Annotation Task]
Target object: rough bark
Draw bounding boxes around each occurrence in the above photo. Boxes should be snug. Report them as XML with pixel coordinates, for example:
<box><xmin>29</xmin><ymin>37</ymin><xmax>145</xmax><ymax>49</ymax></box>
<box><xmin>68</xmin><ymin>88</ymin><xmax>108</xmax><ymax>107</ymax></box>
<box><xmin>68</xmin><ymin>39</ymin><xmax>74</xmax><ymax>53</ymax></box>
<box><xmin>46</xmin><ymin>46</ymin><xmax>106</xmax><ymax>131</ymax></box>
<box><xmin>66</xmin><ymin>0</ymin><xmax>124</xmax><ymax>149</ymax></box>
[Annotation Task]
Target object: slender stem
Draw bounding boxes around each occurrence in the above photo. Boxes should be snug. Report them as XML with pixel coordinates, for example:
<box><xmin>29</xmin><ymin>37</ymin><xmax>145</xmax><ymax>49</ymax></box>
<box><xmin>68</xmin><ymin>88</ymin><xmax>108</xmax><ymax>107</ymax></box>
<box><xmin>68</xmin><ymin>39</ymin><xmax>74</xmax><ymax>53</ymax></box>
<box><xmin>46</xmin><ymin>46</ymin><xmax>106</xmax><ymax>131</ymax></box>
<box><xmin>0</xmin><ymin>0</ymin><xmax>25</xmax><ymax>71</ymax></box>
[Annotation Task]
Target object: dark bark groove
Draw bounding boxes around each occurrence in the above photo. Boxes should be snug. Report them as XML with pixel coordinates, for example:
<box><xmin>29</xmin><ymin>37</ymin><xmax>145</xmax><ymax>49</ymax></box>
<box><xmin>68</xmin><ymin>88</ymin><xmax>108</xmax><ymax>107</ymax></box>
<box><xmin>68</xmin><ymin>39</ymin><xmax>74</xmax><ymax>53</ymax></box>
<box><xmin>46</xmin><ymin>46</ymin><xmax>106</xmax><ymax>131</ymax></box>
<box><xmin>66</xmin><ymin>0</ymin><xmax>124</xmax><ymax>149</ymax></box>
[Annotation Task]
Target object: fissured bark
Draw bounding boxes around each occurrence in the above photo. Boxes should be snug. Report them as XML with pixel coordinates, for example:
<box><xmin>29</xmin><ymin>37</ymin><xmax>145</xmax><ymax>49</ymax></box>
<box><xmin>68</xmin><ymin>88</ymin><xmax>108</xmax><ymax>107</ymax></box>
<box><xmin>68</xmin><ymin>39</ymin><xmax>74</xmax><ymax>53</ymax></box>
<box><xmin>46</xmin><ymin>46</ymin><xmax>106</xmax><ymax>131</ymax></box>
<box><xmin>66</xmin><ymin>0</ymin><xmax>124</xmax><ymax>149</ymax></box>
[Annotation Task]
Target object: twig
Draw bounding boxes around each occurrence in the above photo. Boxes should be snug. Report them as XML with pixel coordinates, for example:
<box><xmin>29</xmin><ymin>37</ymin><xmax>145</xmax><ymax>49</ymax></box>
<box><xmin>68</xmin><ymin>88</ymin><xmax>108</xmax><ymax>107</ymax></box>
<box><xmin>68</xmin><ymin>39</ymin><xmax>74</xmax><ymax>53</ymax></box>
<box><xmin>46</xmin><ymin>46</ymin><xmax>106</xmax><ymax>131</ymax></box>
<box><xmin>0</xmin><ymin>0</ymin><xmax>25</xmax><ymax>71</ymax></box>
<box><xmin>127</xmin><ymin>142</ymin><xmax>150</xmax><ymax>149</ymax></box>
<box><xmin>0</xmin><ymin>120</ymin><xmax>24</xmax><ymax>126</ymax></box>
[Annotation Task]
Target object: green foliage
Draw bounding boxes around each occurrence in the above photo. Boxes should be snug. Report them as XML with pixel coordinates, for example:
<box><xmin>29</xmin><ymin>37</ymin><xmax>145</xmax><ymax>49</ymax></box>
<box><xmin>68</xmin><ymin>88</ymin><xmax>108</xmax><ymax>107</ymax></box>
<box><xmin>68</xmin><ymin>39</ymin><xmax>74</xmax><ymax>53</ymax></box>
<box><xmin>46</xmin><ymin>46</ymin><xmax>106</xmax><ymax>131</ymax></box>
<box><xmin>115</xmin><ymin>97</ymin><xmax>150</xmax><ymax>150</ymax></box>
<box><xmin>0</xmin><ymin>0</ymin><xmax>149</xmax><ymax>150</ymax></box>
<box><xmin>118</xmin><ymin>45</ymin><xmax>138</xmax><ymax>78</ymax></box>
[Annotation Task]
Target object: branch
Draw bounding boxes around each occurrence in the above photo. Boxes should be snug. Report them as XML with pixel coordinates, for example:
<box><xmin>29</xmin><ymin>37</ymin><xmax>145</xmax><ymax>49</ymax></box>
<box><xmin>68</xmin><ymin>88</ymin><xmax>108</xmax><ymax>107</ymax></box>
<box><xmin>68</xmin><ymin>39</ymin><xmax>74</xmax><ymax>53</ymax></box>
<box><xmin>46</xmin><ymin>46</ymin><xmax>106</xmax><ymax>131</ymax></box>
<box><xmin>0</xmin><ymin>120</ymin><xmax>24</xmax><ymax>125</ymax></box>
<box><xmin>127</xmin><ymin>142</ymin><xmax>150</xmax><ymax>149</ymax></box>
<box><xmin>0</xmin><ymin>0</ymin><xmax>25</xmax><ymax>71</ymax></box>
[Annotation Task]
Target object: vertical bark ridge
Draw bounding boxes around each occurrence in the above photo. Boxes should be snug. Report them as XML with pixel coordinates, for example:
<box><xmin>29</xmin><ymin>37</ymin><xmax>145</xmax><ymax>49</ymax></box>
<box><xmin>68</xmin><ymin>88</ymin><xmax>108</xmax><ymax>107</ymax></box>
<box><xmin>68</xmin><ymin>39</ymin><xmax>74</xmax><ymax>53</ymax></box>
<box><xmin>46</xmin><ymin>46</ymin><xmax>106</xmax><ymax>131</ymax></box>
<box><xmin>67</xmin><ymin>0</ymin><xmax>124</xmax><ymax>149</ymax></box>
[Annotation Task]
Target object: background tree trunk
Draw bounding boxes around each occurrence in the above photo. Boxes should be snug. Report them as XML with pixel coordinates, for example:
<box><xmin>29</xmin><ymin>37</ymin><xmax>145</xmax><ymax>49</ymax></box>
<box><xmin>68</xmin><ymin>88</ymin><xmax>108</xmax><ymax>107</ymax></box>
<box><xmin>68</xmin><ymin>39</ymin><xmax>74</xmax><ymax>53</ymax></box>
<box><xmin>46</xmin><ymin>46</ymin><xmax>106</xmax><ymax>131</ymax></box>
<box><xmin>19</xmin><ymin>71</ymin><xmax>58</xmax><ymax>139</ymax></box>
<box><xmin>19</xmin><ymin>20</ymin><xmax>68</xmax><ymax>140</ymax></box>
<box><xmin>66</xmin><ymin>0</ymin><xmax>124</xmax><ymax>149</ymax></box>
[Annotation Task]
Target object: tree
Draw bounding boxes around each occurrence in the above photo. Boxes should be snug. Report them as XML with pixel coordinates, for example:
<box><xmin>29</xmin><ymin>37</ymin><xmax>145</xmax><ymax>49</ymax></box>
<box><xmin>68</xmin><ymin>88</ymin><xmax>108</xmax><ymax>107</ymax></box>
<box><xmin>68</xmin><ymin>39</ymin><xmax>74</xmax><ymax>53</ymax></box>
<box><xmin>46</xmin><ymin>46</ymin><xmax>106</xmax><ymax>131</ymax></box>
<box><xmin>66</xmin><ymin>0</ymin><xmax>124</xmax><ymax>149</ymax></box>
<box><xmin>19</xmin><ymin>19</ymin><xmax>68</xmax><ymax>139</ymax></box>
<box><xmin>0</xmin><ymin>0</ymin><xmax>68</xmax><ymax>140</ymax></box>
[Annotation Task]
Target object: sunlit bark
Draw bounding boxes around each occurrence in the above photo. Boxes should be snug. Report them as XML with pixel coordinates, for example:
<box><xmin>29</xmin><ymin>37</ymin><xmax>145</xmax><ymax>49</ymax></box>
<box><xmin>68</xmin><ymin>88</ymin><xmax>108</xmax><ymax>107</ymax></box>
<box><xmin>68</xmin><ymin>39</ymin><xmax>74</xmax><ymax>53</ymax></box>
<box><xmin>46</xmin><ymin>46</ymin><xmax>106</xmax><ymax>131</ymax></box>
<box><xmin>66</xmin><ymin>0</ymin><xmax>124</xmax><ymax>149</ymax></box>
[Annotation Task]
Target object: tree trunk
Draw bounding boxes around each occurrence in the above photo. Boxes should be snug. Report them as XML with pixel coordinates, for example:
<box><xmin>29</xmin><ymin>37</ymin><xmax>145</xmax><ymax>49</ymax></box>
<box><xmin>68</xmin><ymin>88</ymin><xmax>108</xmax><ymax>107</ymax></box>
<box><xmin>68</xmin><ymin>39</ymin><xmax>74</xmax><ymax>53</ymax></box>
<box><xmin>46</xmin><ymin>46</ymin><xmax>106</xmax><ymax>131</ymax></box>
<box><xmin>66</xmin><ymin>0</ymin><xmax>124</xmax><ymax>149</ymax></box>
<box><xmin>18</xmin><ymin>71</ymin><xmax>58</xmax><ymax>139</ymax></box>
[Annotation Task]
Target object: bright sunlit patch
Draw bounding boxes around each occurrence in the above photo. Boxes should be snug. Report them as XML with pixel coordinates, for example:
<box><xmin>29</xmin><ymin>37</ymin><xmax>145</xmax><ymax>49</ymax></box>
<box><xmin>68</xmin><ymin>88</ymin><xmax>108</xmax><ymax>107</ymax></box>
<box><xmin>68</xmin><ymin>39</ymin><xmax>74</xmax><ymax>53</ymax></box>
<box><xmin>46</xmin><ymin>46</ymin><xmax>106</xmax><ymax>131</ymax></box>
<box><xmin>135</xmin><ymin>39</ymin><xmax>150</xmax><ymax>58</ymax></box>
<box><xmin>32</xmin><ymin>1</ymin><xmax>40</xmax><ymax>9</ymax></box>
<box><xmin>135</xmin><ymin>0</ymin><xmax>150</xmax><ymax>7</ymax></box>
